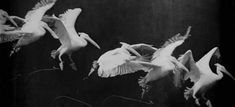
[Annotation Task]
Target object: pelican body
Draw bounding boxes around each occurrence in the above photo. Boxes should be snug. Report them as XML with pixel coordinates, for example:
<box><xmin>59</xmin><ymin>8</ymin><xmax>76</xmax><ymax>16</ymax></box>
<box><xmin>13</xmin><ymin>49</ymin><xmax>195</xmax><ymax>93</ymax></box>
<box><xmin>137</xmin><ymin>27</ymin><xmax>191</xmax><ymax>88</ymax></box>
<box><xmin>88</xmin><ymin>42</ymin><xmax>152</xmax><ymax>77</ymax></box>
<box><xmin>43</xmin><ymin>8</ymin><xmax>100</xmax><ymax>70</ymax></box>
<box><xmin>182</xmin><ymin>47</ymin><xmax>235</xmax><ymax>107</ymax></box>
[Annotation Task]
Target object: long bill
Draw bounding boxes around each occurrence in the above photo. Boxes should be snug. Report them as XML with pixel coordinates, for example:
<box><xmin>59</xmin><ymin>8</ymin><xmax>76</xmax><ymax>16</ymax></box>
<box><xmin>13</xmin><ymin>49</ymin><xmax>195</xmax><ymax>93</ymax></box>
<box><xmin>215</xmin><ymin>63</ymin><xmax>235</xmax><ymax>81</ymax></box>
<box><xmin>80</xmin><ymin>33</ymin><xmax>100</xmax><ymax>49</ymax></box>
<box><xmin>120</xmin><ymin>42</ymin><xmax>141</xmax><ymax>57</ymax></box>
<box><xmin>5</xmin><ymin>15</ymin><xmax>18</xmax><ymax>27</ymax></box>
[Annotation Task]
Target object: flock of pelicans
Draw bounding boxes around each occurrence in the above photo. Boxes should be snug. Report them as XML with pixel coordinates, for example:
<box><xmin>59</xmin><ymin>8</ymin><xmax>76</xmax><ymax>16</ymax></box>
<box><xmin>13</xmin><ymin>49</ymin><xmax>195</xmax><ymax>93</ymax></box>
<box><xmin>0</xmin><ymin>0</ymin><xmax>235</xmax><ymax>107</ymax></box>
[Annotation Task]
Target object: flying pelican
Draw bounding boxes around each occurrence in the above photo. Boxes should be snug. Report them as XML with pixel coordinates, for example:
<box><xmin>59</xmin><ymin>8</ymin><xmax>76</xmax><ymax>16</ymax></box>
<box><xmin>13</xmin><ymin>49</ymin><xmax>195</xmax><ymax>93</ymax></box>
<box><xmin>42</xmin><ymin>8</ymin><xmax>100</xmax><ymax>70</ymax></box>
<box><xmin>2</xmin><ymin>0</ymin><xmax>58</xmax><ymax>55</ymax></box>
<box><xmin>182</xmin><ymin>47</ymin><xmax>235</xmax><ymax>107</ymax></box>
<box><xmin>88</xmin><ymin>42</ymin><xmax>155</xmax><ymax>77</ymax></box>
<box><xmin>130</xmin><ymin>27</ymin><xmax>191</xmax><ymax>98</ymax></box>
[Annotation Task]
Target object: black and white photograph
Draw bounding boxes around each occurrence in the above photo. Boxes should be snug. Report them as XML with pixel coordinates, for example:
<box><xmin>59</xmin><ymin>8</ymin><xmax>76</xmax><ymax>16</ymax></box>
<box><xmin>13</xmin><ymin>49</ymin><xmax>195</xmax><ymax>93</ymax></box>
<box><xmin>0</xmin><ymin>0</ymin><xmax>235</xmax><ymax>107</ymax></box>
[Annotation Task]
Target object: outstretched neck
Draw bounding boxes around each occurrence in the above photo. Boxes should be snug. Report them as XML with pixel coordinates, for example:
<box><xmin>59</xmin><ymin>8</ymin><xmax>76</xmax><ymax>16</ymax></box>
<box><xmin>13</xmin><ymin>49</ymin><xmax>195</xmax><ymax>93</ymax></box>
<box><xmin>216</xmin><ymin>70</ymin><xmax>223</xmax><ymax>80</ymax></box>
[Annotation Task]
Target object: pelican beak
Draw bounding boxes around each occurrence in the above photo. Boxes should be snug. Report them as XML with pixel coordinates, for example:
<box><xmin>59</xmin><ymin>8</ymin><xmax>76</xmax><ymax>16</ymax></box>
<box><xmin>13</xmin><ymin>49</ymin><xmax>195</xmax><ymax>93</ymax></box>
<box><xmin>120</xmin><ymin>42</ymin><xmax>141</xmax><ymax>57</ymax></box>
<box><xmin>4</xmin><ymin>14</ymin><xmax>18</xmax><ymax>27</ymax></box>
<box><xmin>171</xmin><ymin>57</ymin><xmax>189</xmax><ymax>73</ymax></box>
<box><xmin>80</xmin><ymin>33</ymin><xmax>100</xmax><ymax>49</ymax></box>
<box><xmin>215</xmin><ymin>63</ymin><xmax>235</xmax><ymax>81</ymax></box>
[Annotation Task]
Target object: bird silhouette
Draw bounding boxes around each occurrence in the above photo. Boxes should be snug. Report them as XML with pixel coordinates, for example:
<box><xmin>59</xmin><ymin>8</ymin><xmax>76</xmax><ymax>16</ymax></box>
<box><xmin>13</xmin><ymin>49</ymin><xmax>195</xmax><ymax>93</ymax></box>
<box><xmin>42</xmin><ymin>8</ymin><xmax>100</xmax><ymax>70</ymax></box>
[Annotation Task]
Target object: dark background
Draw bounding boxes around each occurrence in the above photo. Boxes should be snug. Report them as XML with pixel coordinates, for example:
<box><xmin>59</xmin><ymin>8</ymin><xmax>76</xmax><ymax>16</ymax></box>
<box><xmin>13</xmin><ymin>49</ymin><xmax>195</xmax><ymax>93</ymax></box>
<box><xmin>0</xmin><ymin>0</ymin><xmax>235</xmax><ymax>107</ymax></box>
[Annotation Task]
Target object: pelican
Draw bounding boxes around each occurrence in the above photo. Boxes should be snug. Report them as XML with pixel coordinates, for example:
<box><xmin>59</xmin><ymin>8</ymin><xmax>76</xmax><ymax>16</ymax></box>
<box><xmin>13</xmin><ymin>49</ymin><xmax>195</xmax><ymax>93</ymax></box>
<box><xmin>182</xmin><ymin>47</ymin><xmax>235</xmax><ymax>107</ymax></box>
<box><xmin>42</xmin><ymin>8</ymin><xmax>100</xmax><ymax>70</ymax></box>
<box><xmin>2</xmin><ymin>0</ymin><xmax>58</xmax><ymax>55</ymax></box>
<box><xmin>130</xmin><ymin>27</ymin><xmax>191</xmax><ymax>98</ymax></box>
<box><xmin>88</xmin><ymin>42</ymin><xmax>155</xmax><ymax>77</ymax></box>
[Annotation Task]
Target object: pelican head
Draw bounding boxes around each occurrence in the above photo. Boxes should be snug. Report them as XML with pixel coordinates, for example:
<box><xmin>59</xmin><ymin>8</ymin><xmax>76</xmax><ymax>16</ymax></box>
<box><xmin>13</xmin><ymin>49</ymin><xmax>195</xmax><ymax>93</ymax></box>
<box><xmin>0</xmin><ymin>9</ymin><xmax>17</xmax><ymax>26</ymax></box>
<box><xmin>79</xmin><ymin>32</ymin><xmax>100</xmax><ymax>49</ymax></box>
<box><xmin>214</xmin><ymin>63</ymin><xmax>235</xmax><ymax>81</ymax></box>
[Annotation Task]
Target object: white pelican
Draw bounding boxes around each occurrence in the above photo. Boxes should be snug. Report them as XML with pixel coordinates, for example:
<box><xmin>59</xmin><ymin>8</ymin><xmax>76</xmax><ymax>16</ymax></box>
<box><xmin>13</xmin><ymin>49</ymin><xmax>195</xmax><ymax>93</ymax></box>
<box><xmin>88</xmin><ymin>42</ymin><xmax>155</xmax><ymax>77</ymax></box>
<box><xmin>182</xmin><ymin>47</ymin><xmax>235</xmax><ymax>107</ymax></box>
<box><xmin>130</xmin><ymin>27</ymin><xmax>191</xmax><ymax>98</ymax></box>
<box><xmin>2</xmin><ymin>0</ymin><xmax>58</xmax><ymax>55</ymax></box>
<box><xmin>42</xmin><ymin>8</ymin><xmax>100</xmax><ymax>70</ymax></box>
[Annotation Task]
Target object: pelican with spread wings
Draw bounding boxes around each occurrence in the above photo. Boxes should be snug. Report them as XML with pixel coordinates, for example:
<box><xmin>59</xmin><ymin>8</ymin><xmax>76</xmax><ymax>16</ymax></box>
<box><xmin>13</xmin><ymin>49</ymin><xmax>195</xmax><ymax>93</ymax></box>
<box><xmin>127</xmin><ymin>27</ymin><xmax>191</xmax><ymax>98</ymax></box>
<box><xmin>137</xmin><ymin>27</ymin><xmax>191</xmax><ymax>86</ymax></box>
<box><xmin>88</xmin><ymin>42</ymin><xmax>157</xmax><ymax>77</ymax></box>
<box><xmin>42</xmin><ymin>8</ymin><xmax>100</xmax><ymax>70</ymax></box>
<box><xmin>1</xmin><ymin>0</ymin><xmax>58</xmax><ymax>55</ymax></box>
<box><xmin>180</xmin><ymin>47</ymin><xmax>235</xmax><ymax>107</ymax></box>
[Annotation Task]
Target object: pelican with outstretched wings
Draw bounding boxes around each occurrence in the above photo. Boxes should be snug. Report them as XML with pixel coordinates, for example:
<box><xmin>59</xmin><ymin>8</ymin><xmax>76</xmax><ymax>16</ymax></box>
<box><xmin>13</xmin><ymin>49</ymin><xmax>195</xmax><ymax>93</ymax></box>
<box><xmin>42</xmin><ymin>8</ymin><xmax>100</xmax><ymax>70</ymax></box>
<box><xmin>130</xmin><ymin>27</ymin><xmax>191</xmax><ymax>98</ymax></box>
<box><xmin>1</xmin><ymin>0</ymin><xmax>58</xmax><ymax>55</ymax></box>
<box><xmin>181</xmin><ymin>47</ymin><xmax>235</xmax><ymax>107</ymax></box>
<box><xmin>88</xmin><ymin>42</ymin><xmax>156</xmax><ymax>77</ymax></box>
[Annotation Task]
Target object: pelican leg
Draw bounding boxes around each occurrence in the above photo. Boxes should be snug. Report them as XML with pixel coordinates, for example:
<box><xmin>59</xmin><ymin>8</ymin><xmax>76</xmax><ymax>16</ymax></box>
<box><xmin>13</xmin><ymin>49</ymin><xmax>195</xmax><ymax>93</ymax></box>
<box><xmin>58</xmin><ymin>47</ymin><xmax>68</xmax><ymax>70</ymax></box>
<box><xmin>138</xmin><ymin>77</ymin><xmax>147</xmax><ymax>88</ymax></box>
<box><xmin>195</xmin><ymin>98</ymin><xmax>201</xmax><ymax>106</ymax></box>
<box><xmin>51</xmin><ymin>46</ymin><xmax>62</xmax><ymax>59</ymax></box>
<box><xmin>202</xmin><ymin>93</ymin><xmax>212</xmax><ymax>107</ymax></box>
<box><xmin>141</xmin><ymin>85</ymin><xmax>151</xmax><ymax>99</ymax></box>
<box><xmin>184</xmin><ymin>87</ymin><xmax>193</xmax><ymax>100</ymax></box>
<box><xmin>9</xmin><ymin>47</ymin><xmax>21</xmax><ymax>57</ymax></box>
<box><xmin>58</xmin><ymin>55</ymin><xmax>64</xmax><ymax>70</ymax></box>
<box><xmin>206</xmin><ymin>100</ymin><xmax>212</xmax><ymax>107</ymax></box>
<box><xmin>68</xmin><ymin>54</ymin><xmax>77</xmax><ymax>71</ymax></box>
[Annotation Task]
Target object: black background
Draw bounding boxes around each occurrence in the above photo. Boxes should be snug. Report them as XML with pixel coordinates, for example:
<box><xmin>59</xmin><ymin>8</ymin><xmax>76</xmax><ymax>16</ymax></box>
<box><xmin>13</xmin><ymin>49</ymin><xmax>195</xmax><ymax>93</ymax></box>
<box><xmin>0</xmin><ymin>0</ymin><xmax>235</xmax><ymax>107</ymax></box>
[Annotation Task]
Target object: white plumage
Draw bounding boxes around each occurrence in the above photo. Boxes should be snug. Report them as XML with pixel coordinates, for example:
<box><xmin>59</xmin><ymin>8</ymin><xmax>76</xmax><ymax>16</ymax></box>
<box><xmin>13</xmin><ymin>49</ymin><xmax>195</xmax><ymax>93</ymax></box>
<box><xmin>2</xmin><ymin>0</ymin><xmax>58</xmax><ymax>55</ymax></box>
<box><xmin>137</xmin><ymin>27</ymin><xmax>191</xmax><ymax>88</ymax></box>
<box><xmin>182</xmin><ymin>47</ymin><xmax>235</xmax><ymax>107</ymax></box>
<box><xmin>42</xmin><ymin>8</ymin><xmax>100</xmax><ymax>70</ymax></box>
<box><xmin>88</xmin><ymin>42</ymin><xmax>154</xmax><ymax>77</ymax></box>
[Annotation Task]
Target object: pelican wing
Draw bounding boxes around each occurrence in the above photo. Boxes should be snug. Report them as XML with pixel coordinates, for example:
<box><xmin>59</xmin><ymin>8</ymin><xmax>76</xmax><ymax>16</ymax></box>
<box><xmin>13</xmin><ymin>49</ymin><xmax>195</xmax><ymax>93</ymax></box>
<box><xmin>98</xmin><ymin>60</ymin><xmax>150</xmax><ymax>78</ymax></box>
<box><xmin>0</xmin><ymin>24</ymin><xmax>21</xmax><ymax>44</ymax></box>
<box><xmin>42</xmin><ymin>15</ymin><xmax>70</xmax><ymax>42</ymax></box>
<box><xmin>95</xmin><ymin>48</ymin><xmax>150</xmax><ymax>78</ymax></box>
<box><xmin>174</xmin><ymin>50</ymin><xmax>200</xmax><ymax>85</ymax></box>
<box><xmin>131</xmin><ymin>43</ymin><xmax>157</xmax><ymax>55</ymax></box>
<box><xmin>59</xmin><ymin>8</ymin><xmax>81</xmax><ymax>28</ymax></box>
<box><xmin>153</xmin><ymin>26</ymin><xmax>191</xmax><ymax>59</ymax></box>
<box><xmin>25</xmin><ymin>0</ymin><xmax>57</xmax><ymax>21</ymax></box>
<box><xmin>196</xmin><ymin>47</ymin><xmax>220</xmax><ymax>75</ymax></box>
